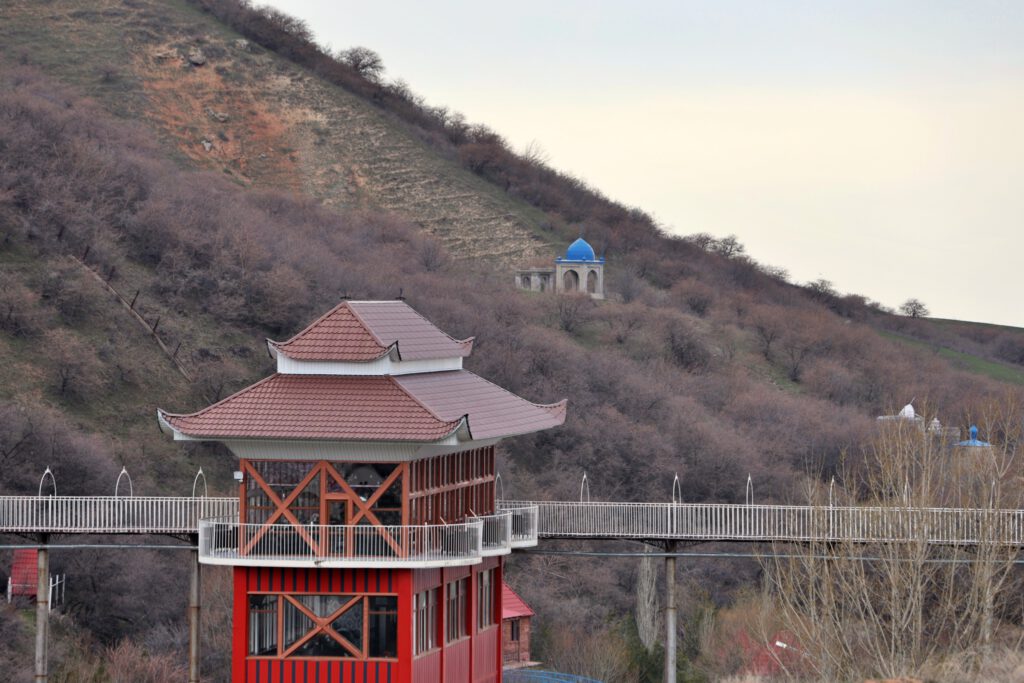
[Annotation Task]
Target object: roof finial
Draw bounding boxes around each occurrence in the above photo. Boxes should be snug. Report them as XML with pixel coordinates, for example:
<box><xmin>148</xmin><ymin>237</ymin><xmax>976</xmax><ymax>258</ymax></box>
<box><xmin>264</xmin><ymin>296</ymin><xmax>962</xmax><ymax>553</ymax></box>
<box><xmin>396</xmin><ymin>287</ymin><xmax>405</xmax><ymax>301</ymax></box>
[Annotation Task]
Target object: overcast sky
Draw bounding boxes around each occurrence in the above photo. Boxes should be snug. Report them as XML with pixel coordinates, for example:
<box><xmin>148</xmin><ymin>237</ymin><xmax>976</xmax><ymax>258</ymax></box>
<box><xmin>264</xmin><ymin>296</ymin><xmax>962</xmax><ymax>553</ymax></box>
<box><xmin>263</xmin><ymin>0</ymin><xmax>1024</xmax><ymax>327</ymax></box>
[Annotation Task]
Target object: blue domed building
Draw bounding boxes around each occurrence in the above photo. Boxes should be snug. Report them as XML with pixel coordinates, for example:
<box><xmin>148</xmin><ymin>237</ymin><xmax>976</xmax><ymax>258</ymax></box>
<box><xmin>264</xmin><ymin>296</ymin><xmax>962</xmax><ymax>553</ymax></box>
<box><xmin>515</xmin><ymin>237</ymin><xmax>605</xmax><ymax>299</ymax></box>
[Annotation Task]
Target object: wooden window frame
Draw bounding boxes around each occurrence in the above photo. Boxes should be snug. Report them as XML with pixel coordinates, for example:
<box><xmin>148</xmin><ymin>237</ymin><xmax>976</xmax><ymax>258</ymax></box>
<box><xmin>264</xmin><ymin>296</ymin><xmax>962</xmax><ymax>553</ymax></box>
<box><xmin>247</xmin><ymin>591</ymin><xmax>399</xmax><ymax>662</ymax></box>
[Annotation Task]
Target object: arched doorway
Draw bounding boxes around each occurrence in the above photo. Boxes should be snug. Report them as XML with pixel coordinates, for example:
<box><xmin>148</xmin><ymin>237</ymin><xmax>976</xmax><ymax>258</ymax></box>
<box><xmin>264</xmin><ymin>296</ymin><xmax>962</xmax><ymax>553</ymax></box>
<box><xmin>586</xmin><ymin>270</ymin><xmax>598</xmax><ymax>294</ymax></box>
<box><xmin>562</xmin><ymin>269</ymin><xmax>579</xmax><ymax>292</ymax></box>
<box><xmin>520</xmin><ymin>275</ymin><xmax>531</xmax><ymax>289</ymax></box>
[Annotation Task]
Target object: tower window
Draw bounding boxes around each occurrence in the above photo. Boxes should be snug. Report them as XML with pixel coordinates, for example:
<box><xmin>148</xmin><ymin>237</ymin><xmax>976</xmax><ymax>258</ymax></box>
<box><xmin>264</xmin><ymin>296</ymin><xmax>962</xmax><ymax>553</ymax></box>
<box><xmin>446</xmin><ymin>578</ymin><xmax>468</xmax><ymax>642</ymax></box>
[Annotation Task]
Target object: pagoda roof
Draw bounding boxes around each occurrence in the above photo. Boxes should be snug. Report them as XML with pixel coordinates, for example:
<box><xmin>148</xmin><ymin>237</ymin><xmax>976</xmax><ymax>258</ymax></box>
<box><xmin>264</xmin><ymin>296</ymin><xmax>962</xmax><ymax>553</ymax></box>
<box><xmin>267</xmin><ymin>300</ymin><xmax>474</xmax><ymax>363</ymax></box>
<box><xmin>501</xmin><ymin>582</ymin><xmax>534</xmax><ymax>619</ymax></box>
<box><xmin>158</xmin><ymin>371</ymin><xmax>565</xmax><ymax>443</ymax></box>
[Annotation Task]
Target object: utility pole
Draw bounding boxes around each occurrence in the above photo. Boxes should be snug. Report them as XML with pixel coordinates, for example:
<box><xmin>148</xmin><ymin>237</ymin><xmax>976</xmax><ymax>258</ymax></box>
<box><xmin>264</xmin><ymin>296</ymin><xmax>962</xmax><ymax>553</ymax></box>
<box><xmin>188</xmin><ymin>537</ymin><xmax>201</xmax><ymax>683</ymax></box>
<box><xmin>34</xmin><ymin>536</ymin><xmax>49</xmax><ymax>683</ymax></box>
<box><xmin>664</xmin><ymin>541</ymin><xmax>677</xmax><ymax>683</ymax></box>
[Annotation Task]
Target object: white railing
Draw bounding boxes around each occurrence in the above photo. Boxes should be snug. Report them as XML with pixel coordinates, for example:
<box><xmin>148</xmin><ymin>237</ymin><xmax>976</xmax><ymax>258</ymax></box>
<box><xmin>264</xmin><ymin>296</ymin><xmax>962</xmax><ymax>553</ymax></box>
<box><xmin>1</xmin><ymin>495</ymin><xmax>1020</xmax><ymax>548</ymax></box>
<box><xmin>0</xmin><ymin>496</ymin><xmax>237</xmax><ymax>534</ymax></box>
<box><xmin>513</xmin><ymin>501</ymin><xmax>1024</xmax><ymax>546</ymax></box>
<box><xmin>199</xmin><ymin>517</ymin><xmax>484</xmax><ymax>567</ymax></box>
<box><xmin>497</xmin><ymin>503</ymin><xmax>539</xmax><ymax>548</ymax></box>
<box><xmin>478</xmin><ymin>510</ymin><xmax>513</xmax><ymax>556</ymax></box>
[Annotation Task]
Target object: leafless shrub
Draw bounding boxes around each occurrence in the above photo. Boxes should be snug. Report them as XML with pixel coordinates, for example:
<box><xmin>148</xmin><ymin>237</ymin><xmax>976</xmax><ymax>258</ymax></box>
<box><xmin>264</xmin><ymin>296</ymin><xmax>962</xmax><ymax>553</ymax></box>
<box><xmin>764</xmin><ymin>405</ymin><xmax>1024</xmax><ymax>681</ymax></box>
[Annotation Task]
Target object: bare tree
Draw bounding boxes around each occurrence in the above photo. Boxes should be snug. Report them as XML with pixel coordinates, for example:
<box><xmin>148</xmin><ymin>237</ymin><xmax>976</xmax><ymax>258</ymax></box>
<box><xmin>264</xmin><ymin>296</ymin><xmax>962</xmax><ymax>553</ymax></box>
<box><xmin>338</xmin><ymin>46</ymin><xmax>384</xmax><ymax>81</ymax></box>
<box><xmin>713</xmin><ymin>234</ymin><xmax>745</xmax><ymax>258</ymax></box>
<box><xmin>763</xmin><ymin>405</ymin><xmax>1022</xmax><ymax>681</ymax></box>
<box><xmin>899</xmin><ymin>298</ymin><xmax>930</xmax><ymax>318</ymax></box>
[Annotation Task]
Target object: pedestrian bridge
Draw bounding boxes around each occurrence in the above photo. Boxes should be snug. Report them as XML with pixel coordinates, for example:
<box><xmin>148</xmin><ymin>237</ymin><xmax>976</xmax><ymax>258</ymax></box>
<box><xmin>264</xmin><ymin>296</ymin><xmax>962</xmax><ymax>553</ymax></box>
<box><xmin>1</xmin><ymin>496</ymin><xmax>1022</xmax><ymax>547</ymax></box>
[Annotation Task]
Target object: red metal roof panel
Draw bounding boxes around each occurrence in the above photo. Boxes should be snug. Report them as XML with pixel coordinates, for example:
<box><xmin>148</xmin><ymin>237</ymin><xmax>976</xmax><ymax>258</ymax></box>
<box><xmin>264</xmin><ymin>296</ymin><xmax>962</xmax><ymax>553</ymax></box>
<box><xmin>501</xmin><ymin>582</ymin><xmax>534</xmax><ymax>619</ymax></box>
<box><xmin>348</xmin><ymin>301</ymin><xmax>473</xmax><ymax>360</ymax></box>
<box><xmin>394</xmin><ymin>371</ymin><xmax>566</xmax><ymax>440</ymax></box>
<box><xmin>10</xmin><ymin>549</ymin><xmax>38</xmax><ymax>596</ymax></box>
<box><xmin>268</xmin><ymin>302</ymin><xmax>388</xmax><ymax>361</ymax></box>
<box><xmin>268</xmin><ymin>301</ymin><xmax>472</xmax><ymax>362</ymax></box>
<box><xmin>160</xmin><ymin>375</ymin><xmax>462</xmax><ymax>442</ymax></box>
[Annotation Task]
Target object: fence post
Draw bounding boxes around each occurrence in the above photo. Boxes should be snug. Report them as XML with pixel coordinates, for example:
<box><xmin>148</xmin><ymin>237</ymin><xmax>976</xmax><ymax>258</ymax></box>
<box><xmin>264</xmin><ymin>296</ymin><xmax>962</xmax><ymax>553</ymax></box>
<box><xmin>188</xmin><ymin>536</ymin><xmax>201</xmax><ymax>683</ymax></box>
<box><xmin>664</xmin><ymin>541</ymin><xmax>677</xmax><ymax>683</ymax></box>
<box><xmin>34</xmin><ymin>536</ymin><xmax>49</xmax><ymax>683</ymax></box>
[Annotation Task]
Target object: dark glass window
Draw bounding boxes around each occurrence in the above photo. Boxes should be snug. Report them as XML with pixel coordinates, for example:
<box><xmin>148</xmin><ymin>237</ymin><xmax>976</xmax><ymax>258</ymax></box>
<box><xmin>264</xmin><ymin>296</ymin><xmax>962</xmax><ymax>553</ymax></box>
<box><xmin>251</xmin><ymin>592</ymin><xmax>396</xmax><ymax>660</ymax></box>
<box><xmin>414</xmin><ymin>589</ymin><xmax>438</xmax><ymax>654</ymax></box>
<box><xmin>477</xmin><ymin>569</ymin><xmax>495</xmax><ymax>629</ymax></box>
<box><xmin>368</xmin><ymin>597</ymin><xmax>398</xmax><ymax>658</ymax></box>
<box><xmin>332</xmin><ymin>600</ymin><xmax>364</xmax><ymax>652</ymax></box>
<box><xmin>510</xmin><ymin>619</ymin><xmax>520</xmax><ymax>642</ymax></box>
<box><xmin>248</xmin><ymin>595</ymin><xmax>277</xmax><ymax>656</ymax></box>
<box><xmin>446</xmin><ymin>579</ymin><xmax>468</xmax><ymax>642</ymax></box>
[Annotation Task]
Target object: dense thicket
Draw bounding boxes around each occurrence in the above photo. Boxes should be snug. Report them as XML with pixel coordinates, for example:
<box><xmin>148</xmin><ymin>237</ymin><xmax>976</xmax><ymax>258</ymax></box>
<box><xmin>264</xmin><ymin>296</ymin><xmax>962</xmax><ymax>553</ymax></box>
<box><xmin>1</xmin><ymin>57</ymin><xmax>1022</xmax><ymax>680</ymax></box>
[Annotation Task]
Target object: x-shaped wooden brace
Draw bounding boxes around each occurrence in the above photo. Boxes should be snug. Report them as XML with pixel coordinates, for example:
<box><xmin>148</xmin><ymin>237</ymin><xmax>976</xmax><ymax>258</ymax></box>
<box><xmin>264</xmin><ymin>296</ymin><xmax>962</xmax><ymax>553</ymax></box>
<box><xmin>280</xmin><ymin>594</ymin><xmax>364</xmax><ymax>658</ymax></box>
<box><xmin>241</xmin><ymin>460</ymin><xmax>320</xmax><ymax>555</ymax></box>
<box><xmin>323</xmin><ymin>464</ymin><xmax>406</xmax><ymax>557</ymax></box>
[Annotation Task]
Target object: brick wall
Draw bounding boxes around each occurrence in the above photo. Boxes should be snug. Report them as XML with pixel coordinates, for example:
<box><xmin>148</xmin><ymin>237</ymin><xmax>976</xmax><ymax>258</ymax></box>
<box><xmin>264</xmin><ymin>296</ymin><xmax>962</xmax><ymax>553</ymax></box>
<box><xmin>501</xmin><ymin>617</ymin><xmax>531</xmax><ymax>665</ymax></box>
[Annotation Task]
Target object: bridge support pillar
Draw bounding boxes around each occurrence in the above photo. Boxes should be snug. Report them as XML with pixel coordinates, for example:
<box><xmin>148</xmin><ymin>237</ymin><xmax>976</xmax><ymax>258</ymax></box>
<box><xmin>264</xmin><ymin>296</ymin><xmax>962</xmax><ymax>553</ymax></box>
<box><xmin>34</xmin><ymin>537</ymin><xmax>49</xmax><ymax>683</ymax></box>
<box><xmin>664</xmin><ymin>542</ymin><xmax>676</xmax><ymax>683</ymax></box>
<box><xmin>188</xmin><ymin>539</ymin><xmax>201</xmax><ymax>683</ymax></box>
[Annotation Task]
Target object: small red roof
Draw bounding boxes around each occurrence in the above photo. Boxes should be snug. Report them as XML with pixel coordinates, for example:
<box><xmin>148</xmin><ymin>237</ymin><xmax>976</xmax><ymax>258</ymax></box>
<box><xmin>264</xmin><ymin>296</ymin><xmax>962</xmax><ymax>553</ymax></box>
<box><xmin>160</xmin><ymin>371</ymin><xmax>565</xmax><ymax>443</ymax></box>
<box><xmin>9</xmin><ymin>549</ymin><xmax>37</xmax><ymax>596</ymax></box>
<box><xmin>501</xmin><ymin>582</ymin><xmax>534</xmax><ymax>619</ymax></box>
<box><xmin>268</xmin><ymin>300</ymin><xmax>473</xmax><ymax>362</ymax></box>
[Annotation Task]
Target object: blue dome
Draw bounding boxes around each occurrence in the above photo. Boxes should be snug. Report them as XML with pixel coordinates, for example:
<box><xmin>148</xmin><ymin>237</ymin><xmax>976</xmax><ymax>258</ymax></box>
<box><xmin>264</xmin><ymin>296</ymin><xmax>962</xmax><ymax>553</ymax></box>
<box><xmin>564</xmin><ymin>237</ymin><xmax>596</xmax><ymax>261</ymax></box>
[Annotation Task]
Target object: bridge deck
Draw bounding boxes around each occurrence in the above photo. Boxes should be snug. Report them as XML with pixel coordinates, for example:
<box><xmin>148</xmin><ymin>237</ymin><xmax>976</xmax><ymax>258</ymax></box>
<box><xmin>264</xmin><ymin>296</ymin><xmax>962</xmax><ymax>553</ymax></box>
<box><xmin>0</xmin><ymin>496</ymin><xmax>237</xmax><ymax>535</ymax></box>
<box><xmin>505</xmin><ymin>501</ymin><xmax>1024</xmax><ymax>546</ymax></box>
<box><xmin>0</xmin><ymin>497</ymin><xmax>1021</xmax><ymax>547</ymax></box>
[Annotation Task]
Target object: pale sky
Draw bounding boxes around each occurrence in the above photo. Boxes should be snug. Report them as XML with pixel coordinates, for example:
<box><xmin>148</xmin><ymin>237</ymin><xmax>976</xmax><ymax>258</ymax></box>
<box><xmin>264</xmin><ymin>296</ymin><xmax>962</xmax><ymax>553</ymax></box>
<box><xmin>263</xmin><ymin>1</ymin><xmax>1024</xmax><ymax>327</ymax></box>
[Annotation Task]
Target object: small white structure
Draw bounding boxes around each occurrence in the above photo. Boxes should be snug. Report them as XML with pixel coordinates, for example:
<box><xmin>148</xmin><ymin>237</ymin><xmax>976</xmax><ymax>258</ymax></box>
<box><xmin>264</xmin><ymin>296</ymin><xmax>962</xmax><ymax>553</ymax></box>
<box><xmin>515</xmin><ymin>237</ymin><xmax>605</xmax><ymax>299</ymax></box>
<box><xmin>876</xmin><ymin>403</ymin><xmax>959</xmax><ymax>439</ymax></box>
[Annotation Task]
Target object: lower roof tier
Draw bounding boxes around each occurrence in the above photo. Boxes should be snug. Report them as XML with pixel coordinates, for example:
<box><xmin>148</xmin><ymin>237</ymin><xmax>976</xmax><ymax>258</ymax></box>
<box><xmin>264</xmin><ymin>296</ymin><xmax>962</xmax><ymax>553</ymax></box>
<box><xmin>159</xmin><ymin>370</ymin><xmax>565</xmax><ymax>446</ymax></box>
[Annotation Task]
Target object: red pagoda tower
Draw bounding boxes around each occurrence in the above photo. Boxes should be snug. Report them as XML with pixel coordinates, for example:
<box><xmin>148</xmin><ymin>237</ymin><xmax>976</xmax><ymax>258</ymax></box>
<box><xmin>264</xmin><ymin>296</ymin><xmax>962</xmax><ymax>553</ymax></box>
<box><xmin>159</xmin><ymin>300</ymin><xmax>564</xmax><ymax>682</ymax></box>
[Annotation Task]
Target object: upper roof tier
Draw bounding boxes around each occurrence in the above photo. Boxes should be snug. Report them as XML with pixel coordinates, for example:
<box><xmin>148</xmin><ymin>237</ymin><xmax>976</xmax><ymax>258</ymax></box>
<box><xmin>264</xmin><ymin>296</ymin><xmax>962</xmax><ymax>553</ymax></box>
<box><xmin>267</xmin><ymin>300</ymin><xmax>474</xmax><ymax>364</ymax></box>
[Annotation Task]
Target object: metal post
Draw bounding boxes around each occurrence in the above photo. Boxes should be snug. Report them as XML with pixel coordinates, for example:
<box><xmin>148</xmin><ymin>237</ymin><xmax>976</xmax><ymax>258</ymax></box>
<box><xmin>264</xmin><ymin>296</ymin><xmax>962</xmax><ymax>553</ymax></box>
<box><xmin>35</xmin><ymin>538</ymin><xmax>49</xmax><ymax>683</ymax></box>
<box><xmin>188</xmin><ymin>539</ymin><xmax>201</xmax><ymax>683</ymax></box>
<box><xmin>664</xmin><ymin>542</ymin><xmax>676</xmax><ymax>683</ymax></box>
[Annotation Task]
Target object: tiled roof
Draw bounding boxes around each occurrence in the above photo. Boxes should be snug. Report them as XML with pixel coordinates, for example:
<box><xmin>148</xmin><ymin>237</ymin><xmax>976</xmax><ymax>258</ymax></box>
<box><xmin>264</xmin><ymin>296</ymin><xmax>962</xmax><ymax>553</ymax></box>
<box><xmin>9</xmin><ymin>549</ymin><xmax>37</xmax><ymax>595</ymax></box>
<box><xmin>394</xmin><ymin>371</ymin><xmax>566</xmax><ymax>440</ymax></box>
<box><xmin>159</xmin><ymin>371</ymin><xmax>565</xmax><ymax>443</ymax></box>
<box><xmin>159</xmin><ymin>375</ymin><xmax>464</xmax><ymax>442</ymax></box>
<box><xmin>268</xmin><ymin>300</ymin><xmax>473</xmax><ymax>362</ymax></box>
<box><xmin>501</xmin><ymin>582</ymin><xmax>534</xmax><ymax>619</ymax></box>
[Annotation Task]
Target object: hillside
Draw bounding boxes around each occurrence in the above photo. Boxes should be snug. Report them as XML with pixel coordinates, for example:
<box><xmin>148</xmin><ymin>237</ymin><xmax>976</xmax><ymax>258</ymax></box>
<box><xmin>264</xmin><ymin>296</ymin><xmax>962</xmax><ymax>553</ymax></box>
<box><xmin>1</xmin><ymin>0</ymin><xmax>553</xmax><ymax>263</ymax></box>
<box><xmin>1</xmin><ymin>1</ymin><xmax>1023</xmax><ymax>681</ymax></box>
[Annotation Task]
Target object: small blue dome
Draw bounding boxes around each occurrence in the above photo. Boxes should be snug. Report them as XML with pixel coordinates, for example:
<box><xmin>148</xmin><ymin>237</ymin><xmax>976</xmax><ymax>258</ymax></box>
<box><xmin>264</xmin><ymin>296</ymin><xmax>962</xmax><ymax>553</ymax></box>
<box><xmin>564</xmin><ymin>238</ymin><xmax>596</xmax><ymax>261</ymax></box>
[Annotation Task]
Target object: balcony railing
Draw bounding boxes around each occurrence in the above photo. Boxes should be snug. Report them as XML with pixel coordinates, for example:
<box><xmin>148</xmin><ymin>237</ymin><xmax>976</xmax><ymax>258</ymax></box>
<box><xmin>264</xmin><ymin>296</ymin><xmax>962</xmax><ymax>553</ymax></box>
<box><xmin>0</xmin><ymin>496</ymin><xmax>237</xmax><ymax>534</ymax></box>
<box><xmin>513</xmin><ymin>501</ymin><xmax>1024</xmax><ymax>546</ymax></box>
<box><xmin>498</xmin><ymin>503</ymin><xmax>540</xmax><ymax>548</ymax></box>
<box><xmin>199</xmin><ymin>517</ymin><xmax>488</xmax><ymax>567</ymax></box>
<box><xmin>479</xmin><ymin>510</ymin><xmax>512</xmax><ymax>556</ymax></box>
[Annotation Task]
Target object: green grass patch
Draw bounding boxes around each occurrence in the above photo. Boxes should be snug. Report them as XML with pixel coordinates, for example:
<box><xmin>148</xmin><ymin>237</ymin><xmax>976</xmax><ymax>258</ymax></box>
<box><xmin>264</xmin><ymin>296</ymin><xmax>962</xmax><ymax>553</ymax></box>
<box><xmin>878</xmin><ymin>329</ymin><xmax>1024</xmax><ymax>386</ymax></box>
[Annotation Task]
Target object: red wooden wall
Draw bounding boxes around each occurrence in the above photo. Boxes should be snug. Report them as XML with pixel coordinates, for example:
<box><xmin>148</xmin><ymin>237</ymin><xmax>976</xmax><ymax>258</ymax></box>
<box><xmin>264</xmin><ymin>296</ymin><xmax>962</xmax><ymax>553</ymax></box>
<box><xmin>232</xmin><ymin>560</ymin><xmax>503</xmax><ymax>683</ymax></box>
